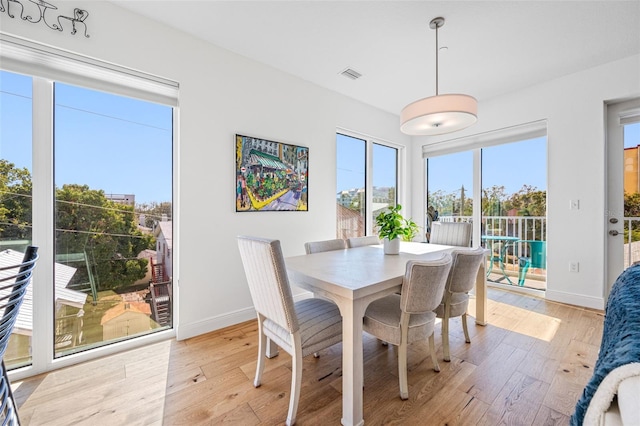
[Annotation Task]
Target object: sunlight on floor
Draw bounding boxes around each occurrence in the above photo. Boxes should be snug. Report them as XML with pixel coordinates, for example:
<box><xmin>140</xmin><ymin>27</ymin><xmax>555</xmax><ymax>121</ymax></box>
<box><xmin>468</xmin><ymin>296</ymin><xmax>561</xmax><ymax>342</ymax></box>
<box><xmin>12</xmin><ymin>339</ymin><xmax>174</xmax><ymax>425</ymax></box>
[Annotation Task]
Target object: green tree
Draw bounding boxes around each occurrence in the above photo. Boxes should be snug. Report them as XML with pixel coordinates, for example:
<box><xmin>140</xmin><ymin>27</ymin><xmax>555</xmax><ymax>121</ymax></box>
<box><xmin>0</xmin><ymin>159</ymin><xmax>32</xmax><ymax>241</ymax></box>
<box><xmin>482</xmin><ymin>185</ymin><xmax>508</xmax><ymax>216</ymax></box>
<box><xmin>624</xmin><ymin>192</ymin><xmax>640</xmax><ymax>216</ymax></box>
<box><xmin>427</xmin><ymin>189</ymin><xmax>457</xmax><ymax>216</ymax></box>
<box><xmin>507</xmin><ymin>185</ymin><xmax>547</xmax><ymax>216</ymax></box>
<box><xmin>55</xmin><ymin>184</ymin><xmax>155</xmax><ymax>291</ymax></box>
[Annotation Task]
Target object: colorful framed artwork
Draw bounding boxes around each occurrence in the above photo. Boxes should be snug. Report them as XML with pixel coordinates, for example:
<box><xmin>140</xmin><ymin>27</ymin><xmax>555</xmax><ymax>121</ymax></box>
<box><xmin>235</xmin><ymin>134</ymin><xmax>309</xmax><ymax>212</ymax></box>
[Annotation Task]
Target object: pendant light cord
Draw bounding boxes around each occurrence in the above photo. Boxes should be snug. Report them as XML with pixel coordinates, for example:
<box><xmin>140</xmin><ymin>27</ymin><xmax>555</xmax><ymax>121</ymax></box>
<box><xmin>435</xmin><ymin>20</ymin><xmax>439</xmax><ymax>96</ymax></box>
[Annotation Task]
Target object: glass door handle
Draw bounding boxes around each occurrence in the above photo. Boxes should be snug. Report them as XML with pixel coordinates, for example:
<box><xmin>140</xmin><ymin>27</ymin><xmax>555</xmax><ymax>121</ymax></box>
<box><xmin>609</xmin><ymin>230</ymin><xmax>621</xmax><ymax>236</ymax></box>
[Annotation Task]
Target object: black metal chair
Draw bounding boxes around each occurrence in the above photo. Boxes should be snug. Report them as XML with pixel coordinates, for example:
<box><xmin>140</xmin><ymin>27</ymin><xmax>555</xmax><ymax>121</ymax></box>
<box><xmin>0</xmin><ymin>246</ymin><xmax>39</xmax><ymax>426</ymax></box>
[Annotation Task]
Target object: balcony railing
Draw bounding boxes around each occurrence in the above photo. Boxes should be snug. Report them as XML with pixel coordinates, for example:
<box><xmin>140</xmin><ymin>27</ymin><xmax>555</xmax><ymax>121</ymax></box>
<box><xmin>439</xmin><ymin>215</ymin><xmax>547</xmax><ymax>289</ymax></box>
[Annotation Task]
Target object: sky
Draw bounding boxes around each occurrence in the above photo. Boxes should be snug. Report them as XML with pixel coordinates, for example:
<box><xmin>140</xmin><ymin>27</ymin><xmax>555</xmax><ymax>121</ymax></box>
<box><xmin>427</xmin><ymin>137</ymin><xmax>548</xmax><ymax>197</ymax></box>
<box><xmin>1</xmin><ymin>70</ymin><xmax>173</xmax><ymax>205</ymax></box>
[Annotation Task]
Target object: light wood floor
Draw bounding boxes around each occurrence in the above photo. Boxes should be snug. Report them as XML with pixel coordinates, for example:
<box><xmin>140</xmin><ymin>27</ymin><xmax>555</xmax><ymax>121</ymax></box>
<box><xmin>13</xmin><ymin>288</ymin><xmax>603</xmax><ymax>425</ymax></box>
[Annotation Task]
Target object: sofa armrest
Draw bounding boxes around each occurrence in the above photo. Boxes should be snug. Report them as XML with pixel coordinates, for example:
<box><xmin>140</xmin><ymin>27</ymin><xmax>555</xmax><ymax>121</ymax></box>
<box><xmin>618</xmin><ymin>375</ymin><xmax>640</xmax><ymax>425</ymax></box>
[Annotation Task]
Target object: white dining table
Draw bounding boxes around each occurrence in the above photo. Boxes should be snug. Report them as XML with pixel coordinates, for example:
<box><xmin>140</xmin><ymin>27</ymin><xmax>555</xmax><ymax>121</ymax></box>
<box><xmin>284</xmin><ymin>241</ymin><xmax>487</xmax><ymax>426</ymax></box>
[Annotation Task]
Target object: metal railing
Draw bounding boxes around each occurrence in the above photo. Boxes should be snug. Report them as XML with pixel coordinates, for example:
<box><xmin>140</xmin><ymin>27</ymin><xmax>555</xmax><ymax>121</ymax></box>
<box><xmin>439</xmin><ymin>215</ymin><xmax>546</xmax><ymax>243</ymax></box>
<box><xmin>439</xmin><ymin>215</ymin><xmax>547</xmax><ymax>288</ymax></box>
<box><xmin>623</xmin><ymin>216</ymin><xmax>640</xmax><ymax>268</ymax></box>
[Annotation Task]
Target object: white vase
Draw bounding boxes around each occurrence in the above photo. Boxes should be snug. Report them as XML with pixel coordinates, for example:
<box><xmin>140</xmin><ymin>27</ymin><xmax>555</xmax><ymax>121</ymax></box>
<box><xmin>383</xmin><ymin>237</ymin><xmax>400</xmax><ymax>255</ymax></box>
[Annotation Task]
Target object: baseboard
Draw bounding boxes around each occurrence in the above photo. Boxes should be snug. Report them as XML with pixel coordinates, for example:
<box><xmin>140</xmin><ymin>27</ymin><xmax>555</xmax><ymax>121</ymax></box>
<box><xmin>176</xmin><ymin>292</ymin><xmax>313</xmax><ymax>340</ymax></box>
<box><xmin>546</xmin><ymin>289</ymin><xmax>605</xmax><ymax>310</ymax></box>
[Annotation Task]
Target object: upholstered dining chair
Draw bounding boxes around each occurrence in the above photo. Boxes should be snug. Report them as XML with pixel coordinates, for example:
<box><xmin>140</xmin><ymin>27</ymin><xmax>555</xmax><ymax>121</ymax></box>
<box><xmin>434</xmin><ymin>247</ymin><xmax>485</xmax><ymax>362</ymax></box>
<box><xmin>363</xmin><ymin>254</ymin><xmax>452</xmax><ymax>400</ymax></box>
<box><xmin>428</xmin><ymin>222</ymin><xmax>472</xmax><ymax>247</ymax></box>
<box><xmin>304</xmin><ymin>238</ymin><xmax>346</xmax><ymax>254</ymax></box>
<box><xmin>346</xmin><ymin>235</ymin><xmax>380</xmax><ymax>248</ymax></box>
<box><xmin>237</xmin><ymin>236</ymin><xmax>343</xmax><ymax>426</ymax></box>
<box><xmin>0</xmin><ymin>246</ymin><xmax>39</xmax><ymax>426</ymax></box>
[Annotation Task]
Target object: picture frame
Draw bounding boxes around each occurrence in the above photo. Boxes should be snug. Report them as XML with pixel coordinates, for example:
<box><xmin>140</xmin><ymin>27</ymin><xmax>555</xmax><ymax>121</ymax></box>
<box><xmin>235</xmin><ymin>134</ymin><xmax>309</xmax><ymax>212</ymax></box>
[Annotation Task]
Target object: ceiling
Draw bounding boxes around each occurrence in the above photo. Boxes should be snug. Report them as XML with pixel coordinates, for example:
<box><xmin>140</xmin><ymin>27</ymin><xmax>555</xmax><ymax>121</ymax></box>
<box><xmin>112</xmin><ymin>1</ymin><xmax>640</xmax><ymax>117</ymax></box>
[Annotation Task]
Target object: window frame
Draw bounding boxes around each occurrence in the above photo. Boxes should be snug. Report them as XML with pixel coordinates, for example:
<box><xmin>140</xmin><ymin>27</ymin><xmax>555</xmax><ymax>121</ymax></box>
<box><xmin>337</xmin><ymin>128</ymin><xmax>404</xmax><ymax>236</ymax></box>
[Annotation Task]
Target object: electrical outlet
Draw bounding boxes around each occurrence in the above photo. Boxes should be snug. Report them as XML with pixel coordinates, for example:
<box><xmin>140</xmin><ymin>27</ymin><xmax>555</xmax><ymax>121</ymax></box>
<box><xmin>569</xmin><ymin>262</ymin><xmax>580</xmax><ymax>273</ymax></box>
<box><xmin>570</xmin><ymin>199</ymin><xmax>580</xmax><ymax>210</ymax></box>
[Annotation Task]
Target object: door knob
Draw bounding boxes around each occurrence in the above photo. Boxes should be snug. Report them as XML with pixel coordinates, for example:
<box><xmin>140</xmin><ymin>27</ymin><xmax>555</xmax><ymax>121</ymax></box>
<box><xmin>609</xmin><ymin>230</ymin><xmax>621</xmax><ymax>236</ymax></box>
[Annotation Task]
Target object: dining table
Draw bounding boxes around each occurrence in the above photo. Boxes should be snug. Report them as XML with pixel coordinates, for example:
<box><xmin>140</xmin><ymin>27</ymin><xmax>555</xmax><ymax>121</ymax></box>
<box><xmin>284</xmin><ymin>241</ymin><xmax>487</xmax><ymax>426</ymax></box>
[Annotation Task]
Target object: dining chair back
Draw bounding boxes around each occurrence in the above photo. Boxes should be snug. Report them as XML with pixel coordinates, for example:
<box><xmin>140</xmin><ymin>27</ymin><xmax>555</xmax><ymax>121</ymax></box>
<box><xmin>346</xmin><ymin>235</ymin><xmax>380</xmax><ymax>248</ymax></box>
<box><xmin>0</xmin><ymin>246</ymin><xmax>39</xmax><ymax>426</ymax></box>
<box><xmin>363</xmin><ymin>254</ymin><xmax>452</xmax><ymax>400</ymax></box>
<box><xmin>434</xmin><ymin>246</ymin><xmax>485</xmax><ymax>361</ymax></box>
<box><xmin>429</xmin><ymin>222</ymin><xmax>472</xmax><ymax>247</ymax></box>
<box><xmin>237</xmin><ymin>236</ymin><xmax>342</xmax><ymax>426</ymax></box>
<box><xmin>304</xmin><ymin>238</ymin><xmax>346</xmax><ymax>254</ymax></box>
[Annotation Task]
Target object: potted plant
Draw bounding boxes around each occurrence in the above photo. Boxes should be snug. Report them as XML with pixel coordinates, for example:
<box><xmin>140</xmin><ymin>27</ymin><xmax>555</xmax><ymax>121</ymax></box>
<box><xmin>375</xmin><ymin>204</ymin><xmax>419</xmax><ymax>254</ymax></box>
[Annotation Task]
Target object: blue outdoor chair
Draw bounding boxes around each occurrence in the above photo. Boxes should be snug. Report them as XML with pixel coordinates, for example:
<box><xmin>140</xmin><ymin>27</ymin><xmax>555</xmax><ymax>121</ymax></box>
<box><xmin>518</xmin><ymin>241</ymin><xmax>546</xmax><ymax>286</ymax></box>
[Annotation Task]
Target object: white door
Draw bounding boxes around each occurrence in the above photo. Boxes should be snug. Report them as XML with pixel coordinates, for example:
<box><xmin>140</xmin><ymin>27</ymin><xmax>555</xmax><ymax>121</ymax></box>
<box><xmin>606</xmin><ymin>98</ymin><xmax>640</xmax><ymax>298</ymax></box>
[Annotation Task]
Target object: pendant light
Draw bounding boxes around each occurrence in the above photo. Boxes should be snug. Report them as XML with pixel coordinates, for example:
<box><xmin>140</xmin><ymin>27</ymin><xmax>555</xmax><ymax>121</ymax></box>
<box><xmin>400</xmin><ymin>17</ymin><xmax>478</xmax><ymax>136</ymax></box>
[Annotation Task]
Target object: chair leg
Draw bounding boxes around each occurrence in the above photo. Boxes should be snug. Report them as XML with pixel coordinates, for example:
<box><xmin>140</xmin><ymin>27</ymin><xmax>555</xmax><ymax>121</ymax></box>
<box><xmin>398</xmin><ymin>314</ymin><xmax>410</xmax><ymax>400</ymax></box>
<box><xmin>0</xmin><ymin>360</ymin><xmax>20</xmax><ymax>425</ymax></box>
<box><xmin>286</xmin><ymin>337</ymin><xmax>303</xmax><ymax>426</ymax></box>
<box><xmin>518</xmin><ymin>258</ymin><xmax>530</xmax><ymax>286</ymax></box>
<box><xmin>429</xmin><ymin>333</ymin><xmax>440</xmax><ymax>372</ymax></box>
<box><xmin>442</xmin><ymin>302</ymin><xmax>451</xmax><ymax>362</ymax></box>
<box><xmin>398</xmin><ymin>340</ymin><xmax>409</xmax><ymax>400</ymax></box>
<box><xmin>254</xmin><ymin>316</ymin><xmax>267</xmax><ymax>387</ymax></box>
<box><xmin>462</xmin><ymin>313</ymin><xmax>471</xmax><ymax>343</ymax></box>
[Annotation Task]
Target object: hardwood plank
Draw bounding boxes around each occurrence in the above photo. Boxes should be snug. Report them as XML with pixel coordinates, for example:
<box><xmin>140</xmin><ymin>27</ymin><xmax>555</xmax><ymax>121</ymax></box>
<box><xmin>542</xmin><ymin>338</ymin><xmax>600</xmax><ymax>416</ymax></box>
<box><xmin>458</xmin><ymin>343</ymin><xmax>529</xmax><ymax>404</ymax></box>
<box><xmin>210</xmin><ymin>403</ymin><xmax>260</xmax><ymax>425</ymax></box>
<box><xmin>477</xmin><ymin>371</ymin><xmax>549</xmax><ymax>425</ymax></box>
<box><xmin>533</xmin><ymin>404</ymin><xmax>571</xmax><ymax>425</ymax></box>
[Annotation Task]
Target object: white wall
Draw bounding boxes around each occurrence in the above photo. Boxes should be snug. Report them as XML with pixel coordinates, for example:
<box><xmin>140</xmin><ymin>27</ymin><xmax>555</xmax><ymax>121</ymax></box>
<box><xmin>0</xmin><ymin>1</ymin><xmax>410</xmax><ymax>339</ymax></box>
<box><xmin>411</xmin><ymin>54</ymin><xmax>640</xmax><ymax>310</ymax></box>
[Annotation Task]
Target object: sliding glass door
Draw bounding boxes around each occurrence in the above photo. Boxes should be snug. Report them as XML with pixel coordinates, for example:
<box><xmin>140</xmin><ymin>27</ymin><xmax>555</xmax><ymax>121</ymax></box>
<box><xmin>481</xmin><ymin>137</ymin><xmax>547</xmax><ymax>289</ymax></box>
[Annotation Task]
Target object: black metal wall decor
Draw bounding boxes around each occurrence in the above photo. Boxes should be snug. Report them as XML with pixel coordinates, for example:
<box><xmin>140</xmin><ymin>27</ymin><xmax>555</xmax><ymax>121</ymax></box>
<box><xmin>1</xmin><ymin>0</ymin><xmax>90</xmax><ymax>37</ymax></box>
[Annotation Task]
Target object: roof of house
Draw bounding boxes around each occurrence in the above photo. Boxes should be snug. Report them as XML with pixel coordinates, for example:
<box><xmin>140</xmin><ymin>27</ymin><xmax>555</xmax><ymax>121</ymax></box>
<box><xmin>0</xmin><ymin>249</ymin><xmax>87</xmax><ymax>335</ymax></box>
<box><xmin>100</xmin><ymin>301</ymin><xmax>151</xmax><ymax>325</ymax></box>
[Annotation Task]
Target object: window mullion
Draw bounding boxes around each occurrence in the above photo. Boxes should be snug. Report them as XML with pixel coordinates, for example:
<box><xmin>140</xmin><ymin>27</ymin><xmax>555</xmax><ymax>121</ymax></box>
<box><xmin>28</xmin><ymin>77</ymin><xmax>55</xmax><ymax>377</ymax></box>
<box><xmin>365</xmin><ymin>139</ymin><xmax>374</xmax><ymax>235</ymax></box>
<box><xmin>473</xmin><ymin>148</ymin><xmax>482</xmax><ymax>247</ymax></box>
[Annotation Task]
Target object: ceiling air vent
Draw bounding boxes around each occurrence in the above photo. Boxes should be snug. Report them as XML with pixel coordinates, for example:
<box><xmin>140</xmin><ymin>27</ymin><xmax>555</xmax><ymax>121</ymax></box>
<box><xmin>340</xmin><ymin>68</ymin><xmax>362</xmax><ymax>80</ymax></box>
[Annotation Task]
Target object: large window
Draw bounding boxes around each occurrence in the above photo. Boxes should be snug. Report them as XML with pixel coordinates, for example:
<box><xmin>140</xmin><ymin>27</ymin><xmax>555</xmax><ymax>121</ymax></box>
<box><xmin>53</xmin><ymin>82</ymin><xmax>173</xmax><ymax>357</ymax></box>
<box><xmin>0</xmin><ymin>40</ymin><xmax>177</xmax><ymax>375</ymax></box>
<box><xmin>336</xmin><ymin>132</ymin><xmax>399</xmax><ymax>238</ymax></box>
